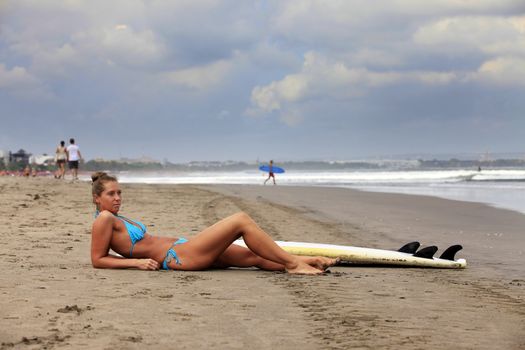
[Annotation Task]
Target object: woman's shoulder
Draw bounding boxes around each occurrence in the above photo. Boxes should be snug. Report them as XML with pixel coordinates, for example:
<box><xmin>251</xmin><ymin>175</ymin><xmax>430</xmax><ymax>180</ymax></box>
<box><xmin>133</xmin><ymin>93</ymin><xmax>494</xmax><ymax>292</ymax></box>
<box><xmin>94</xmin><ymin>210</ymin><xmax>116</xmax><ymax>223</ymax></box>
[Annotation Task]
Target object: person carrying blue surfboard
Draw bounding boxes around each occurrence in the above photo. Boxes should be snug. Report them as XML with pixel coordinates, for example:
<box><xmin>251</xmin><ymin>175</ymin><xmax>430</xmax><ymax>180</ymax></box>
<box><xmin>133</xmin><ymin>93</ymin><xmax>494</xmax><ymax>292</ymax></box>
<box><xmin>264</xmin><ymin>160</ymin><xmax>276</xmax><ymax>185</ymax></box>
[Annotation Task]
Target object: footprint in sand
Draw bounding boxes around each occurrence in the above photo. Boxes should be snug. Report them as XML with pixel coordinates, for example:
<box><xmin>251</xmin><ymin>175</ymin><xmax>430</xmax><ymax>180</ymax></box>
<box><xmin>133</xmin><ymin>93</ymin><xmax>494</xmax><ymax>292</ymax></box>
<box><xmin>56</xmin><ymin>304</ymin><xmax>93</xmax><ymax>315</ymax></box>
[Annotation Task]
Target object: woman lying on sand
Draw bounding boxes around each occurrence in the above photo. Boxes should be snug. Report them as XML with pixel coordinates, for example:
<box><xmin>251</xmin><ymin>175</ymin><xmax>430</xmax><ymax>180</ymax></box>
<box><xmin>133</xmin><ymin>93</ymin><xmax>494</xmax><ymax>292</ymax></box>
<box><xmin>91</xmin><ymin>172</ymin><xmax>337</xmax><ymax>274</ymax></box>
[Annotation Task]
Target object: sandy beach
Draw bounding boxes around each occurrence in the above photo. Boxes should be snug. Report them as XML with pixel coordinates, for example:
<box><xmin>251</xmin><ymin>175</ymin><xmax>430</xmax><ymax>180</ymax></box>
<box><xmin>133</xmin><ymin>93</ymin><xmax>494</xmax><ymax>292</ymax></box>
<box><xmin>0</xmin><ymin>177</ymin><xmax>524</xmax><ymax>349</ymax></box>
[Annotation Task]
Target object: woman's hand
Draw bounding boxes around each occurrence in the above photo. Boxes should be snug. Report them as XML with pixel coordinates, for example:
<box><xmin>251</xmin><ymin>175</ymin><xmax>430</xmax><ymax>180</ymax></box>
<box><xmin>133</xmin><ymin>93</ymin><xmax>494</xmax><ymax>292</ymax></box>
<box><xmin>135</xmin><ymin>259</ymin><xmax>160</xmax><ymax>270</ymax></box>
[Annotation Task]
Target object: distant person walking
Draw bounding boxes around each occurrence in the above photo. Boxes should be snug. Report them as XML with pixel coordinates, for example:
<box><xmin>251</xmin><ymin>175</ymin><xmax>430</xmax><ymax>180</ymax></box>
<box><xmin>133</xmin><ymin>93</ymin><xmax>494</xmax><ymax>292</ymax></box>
<box><xmin>264</xmin><ymin>160</ymin><xmax>276</xmax><ymax>185</ymax></box>
<box><xmin>55</xmin><ymin>140</ymin><xmax>67</xmax><ymax>179</ymax></box>
<box><xmin>66</xmin><ymin>138</ymin><xmax>82</xmax><ymax>180</ymax></box>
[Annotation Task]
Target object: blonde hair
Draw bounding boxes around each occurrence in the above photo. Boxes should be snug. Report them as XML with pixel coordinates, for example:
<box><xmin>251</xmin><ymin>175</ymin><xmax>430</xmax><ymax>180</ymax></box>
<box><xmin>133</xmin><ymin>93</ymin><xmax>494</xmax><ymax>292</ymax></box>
<box><xmin>91</xmin><ymin>172</ymin><xmax>118</xmax><ymax>208</ymax></box>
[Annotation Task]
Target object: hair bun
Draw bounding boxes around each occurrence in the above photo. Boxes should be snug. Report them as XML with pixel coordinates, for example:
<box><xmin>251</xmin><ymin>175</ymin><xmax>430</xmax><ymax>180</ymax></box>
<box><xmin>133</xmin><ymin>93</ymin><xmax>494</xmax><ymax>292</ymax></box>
<box><xmin>91</xmin><ymin>171</ymin><xmax>107</xmax><ymax>183</ymax></box>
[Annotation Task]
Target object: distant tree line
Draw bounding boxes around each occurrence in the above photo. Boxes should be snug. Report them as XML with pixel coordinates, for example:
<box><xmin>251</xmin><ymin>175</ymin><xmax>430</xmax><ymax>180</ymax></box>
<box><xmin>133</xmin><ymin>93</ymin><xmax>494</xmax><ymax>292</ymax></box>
<box><xmin>279</xmin><ymin>161</ymin><xmax>384</xmax><ymax>170</ymax></box>
<box><xmin>418</xmin><ymin>159</ymin><xmax>525</xmax><ymax>169</ymax></box>
<box><xmin>4</xmin><ymin>158</ymin><xmax>523</xmax><ymax>173</ymax></box>
<box><xmin>83</xmin><ymin>158</ymin><xmax>525</xmax><ymax>172</ymax></box>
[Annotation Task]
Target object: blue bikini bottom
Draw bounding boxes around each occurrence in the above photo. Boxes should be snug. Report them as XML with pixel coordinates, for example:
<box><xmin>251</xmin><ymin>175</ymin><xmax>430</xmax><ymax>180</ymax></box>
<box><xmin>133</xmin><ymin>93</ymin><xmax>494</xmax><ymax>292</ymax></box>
<box><xmin>162</xmin><ymin>238</ymin><xmax>188</xmax><ymax>270</ymax></box>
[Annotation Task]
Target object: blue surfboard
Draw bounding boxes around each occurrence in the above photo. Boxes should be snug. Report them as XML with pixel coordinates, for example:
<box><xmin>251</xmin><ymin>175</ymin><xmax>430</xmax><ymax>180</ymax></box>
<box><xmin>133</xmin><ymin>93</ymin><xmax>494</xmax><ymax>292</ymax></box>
<box><xmin>259</xmin><ymin>165</ymin><xmax>285</xmax><ymax>174</ymax></box>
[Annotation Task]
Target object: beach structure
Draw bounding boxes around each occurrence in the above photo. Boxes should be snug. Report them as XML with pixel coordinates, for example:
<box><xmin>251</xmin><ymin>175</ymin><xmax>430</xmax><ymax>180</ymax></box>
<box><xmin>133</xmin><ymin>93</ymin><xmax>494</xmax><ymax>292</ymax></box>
<box><xmin>29</xmin><ymin>154</ymin><xmax>54</xmax><ymax>166</ymax></box>
<box><xmin>0</xmin><ymin>150</ymin><xmax>8</xmax><ymax>166</ymax></box>
<box><xmin>9</xmin><ymin>149</ymin><xmax>31</xmax><ymax>165</ymax></box>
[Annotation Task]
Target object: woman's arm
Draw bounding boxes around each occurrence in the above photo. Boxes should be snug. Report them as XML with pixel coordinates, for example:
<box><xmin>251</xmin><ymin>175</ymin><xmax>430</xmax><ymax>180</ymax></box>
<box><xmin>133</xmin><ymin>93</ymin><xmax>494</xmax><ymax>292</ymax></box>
<box><xmin>91</xmin><ymin>211</ymin><xmax>158</xmax><ymax>270</ymax></box>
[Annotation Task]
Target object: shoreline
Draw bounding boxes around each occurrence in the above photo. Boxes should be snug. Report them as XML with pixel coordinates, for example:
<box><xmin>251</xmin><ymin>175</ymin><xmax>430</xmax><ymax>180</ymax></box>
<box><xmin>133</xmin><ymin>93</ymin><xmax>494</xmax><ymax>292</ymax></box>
<box><xmin>81</xmin><ymin>167</ymin><xmax>525</xmax><ymax>215</ymax></box>
<box><xmin>0</xmin><ymin>177</ymin><xmax>524</xmax><ymax>349</ymax></box>
<box><xmin>7</xmin><ymin>169</ymin><xmax>525</xmax><ymax>215</ymax></box>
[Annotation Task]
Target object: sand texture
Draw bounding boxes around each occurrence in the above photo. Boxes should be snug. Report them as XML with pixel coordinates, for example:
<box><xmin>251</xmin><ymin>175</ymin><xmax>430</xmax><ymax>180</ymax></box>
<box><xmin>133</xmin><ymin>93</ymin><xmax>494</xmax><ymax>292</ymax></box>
<box><xmin>0</xmin><ymin>178</ymin><xmax>524</xmax><ymax>349</ymax></box>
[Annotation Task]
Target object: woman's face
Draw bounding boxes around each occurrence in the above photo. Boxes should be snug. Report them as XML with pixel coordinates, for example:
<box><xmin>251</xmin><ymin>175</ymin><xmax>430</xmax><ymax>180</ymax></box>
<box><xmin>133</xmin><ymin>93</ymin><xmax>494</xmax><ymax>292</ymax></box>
<box><xmin>95</xmin><ymin>181</ymin><xmax>122</xmax><ymax>214</ymax></box>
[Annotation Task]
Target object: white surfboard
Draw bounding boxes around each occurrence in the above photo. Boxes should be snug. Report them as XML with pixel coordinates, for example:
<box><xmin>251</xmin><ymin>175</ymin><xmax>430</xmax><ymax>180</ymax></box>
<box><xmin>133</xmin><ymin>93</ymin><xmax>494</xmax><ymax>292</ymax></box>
<box><xmin>233</xmin><ymin>240</ymin><xmax>467</xmax><ymax>269</ymax></box>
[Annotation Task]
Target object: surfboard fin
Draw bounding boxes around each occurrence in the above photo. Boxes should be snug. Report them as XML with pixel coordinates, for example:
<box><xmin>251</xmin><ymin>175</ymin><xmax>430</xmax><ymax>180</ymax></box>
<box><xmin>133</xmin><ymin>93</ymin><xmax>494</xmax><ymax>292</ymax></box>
<box><xmin>439</xmin><ymin>245</ymin><xmax>463</xmax><ymax>261</ymax></box>
<box><xmin>398</xmin><ymin>241</ymin><xmax>420</xmax><ymax>254</ymax></box>
<box><xmin>414</xmin><ymin>246</ymin><xmax>438</xmax><ymax>259</ymax></box>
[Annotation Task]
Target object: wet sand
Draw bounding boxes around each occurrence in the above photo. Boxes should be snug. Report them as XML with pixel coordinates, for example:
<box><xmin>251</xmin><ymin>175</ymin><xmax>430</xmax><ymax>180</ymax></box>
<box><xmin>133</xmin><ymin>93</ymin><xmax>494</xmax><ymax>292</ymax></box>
<box><xmin>0</xmin><ymin>177</ymin><xmax>524</xmax><ymax>349</ymax></box>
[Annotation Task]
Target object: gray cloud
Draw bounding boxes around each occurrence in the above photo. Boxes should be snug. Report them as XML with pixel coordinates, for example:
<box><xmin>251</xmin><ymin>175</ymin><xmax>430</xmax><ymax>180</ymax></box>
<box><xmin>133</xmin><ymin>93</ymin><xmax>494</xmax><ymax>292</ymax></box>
<box><xmin>1</xmin><ymin>1</ymin><xmax>524</xmax><ymax>161</ymax></box>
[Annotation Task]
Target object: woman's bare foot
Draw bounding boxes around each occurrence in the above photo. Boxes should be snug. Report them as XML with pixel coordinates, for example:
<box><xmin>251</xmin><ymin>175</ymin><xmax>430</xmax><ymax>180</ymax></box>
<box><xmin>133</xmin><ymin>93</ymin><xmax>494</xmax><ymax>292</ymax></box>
<box><xmin>299</xmin><ymin>256</ymin><xmax>339</xmax><ymax>270</ymax></box>
<box><xmin>285</xmin><ymin>259</ymin><xmax>324</xmax><ymax>275</ymax></box>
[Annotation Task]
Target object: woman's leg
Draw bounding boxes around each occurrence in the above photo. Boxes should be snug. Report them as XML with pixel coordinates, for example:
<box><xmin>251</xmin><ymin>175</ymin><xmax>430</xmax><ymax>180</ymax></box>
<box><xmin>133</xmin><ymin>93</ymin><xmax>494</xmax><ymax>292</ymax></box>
<box><xmin>213</xmin><ymin>244</ymin><xmax>339</xmax><ymax>271</ymax></box>
<box><xmin>212</xmin><ymin>244</ymin><xmax>285</xmax><ymax>271</ymax></box>
<box><xmin>171</xmin><ymin>212</ymin><xmax>327</xmax><ymax>274</ymax></box>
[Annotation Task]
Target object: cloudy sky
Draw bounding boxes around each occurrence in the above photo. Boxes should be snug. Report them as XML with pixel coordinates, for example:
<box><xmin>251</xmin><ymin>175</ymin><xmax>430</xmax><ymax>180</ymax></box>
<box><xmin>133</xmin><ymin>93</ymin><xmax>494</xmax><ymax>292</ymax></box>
<box><xmin>1</xmin><ymin>1</ymin><xmax>524</xmax><ymax>162</ymax></box>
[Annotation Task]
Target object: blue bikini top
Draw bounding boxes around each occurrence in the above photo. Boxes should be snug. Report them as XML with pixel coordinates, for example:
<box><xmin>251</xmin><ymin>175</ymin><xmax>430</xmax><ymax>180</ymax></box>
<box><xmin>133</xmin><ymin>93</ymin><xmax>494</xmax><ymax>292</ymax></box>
<box><xmin>95</xmin><ymin>211</ymin><xmax>147</xmax><ymax>256</ymax></box>
<box><xmin>115</xmin><ymin>215</ymin><xmax>147</xmax><ymax>256</ymax></box>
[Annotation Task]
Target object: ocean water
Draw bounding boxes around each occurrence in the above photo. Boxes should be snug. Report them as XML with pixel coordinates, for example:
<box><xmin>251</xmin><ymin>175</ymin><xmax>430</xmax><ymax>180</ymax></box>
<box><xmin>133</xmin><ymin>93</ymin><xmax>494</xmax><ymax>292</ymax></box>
<box><xmin>115</xmin><ymin>169</ymin><xmax>525</xmax><ymax>215</ymax></box>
